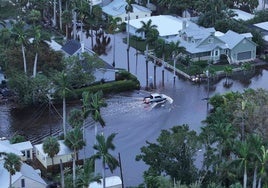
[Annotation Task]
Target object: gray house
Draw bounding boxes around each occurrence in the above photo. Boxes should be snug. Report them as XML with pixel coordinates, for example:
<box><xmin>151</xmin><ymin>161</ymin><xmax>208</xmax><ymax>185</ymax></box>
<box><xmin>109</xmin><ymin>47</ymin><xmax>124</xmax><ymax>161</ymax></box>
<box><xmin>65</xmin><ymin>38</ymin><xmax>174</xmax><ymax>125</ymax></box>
<box><xmin>166</xmin><ymin>20</ymin><xmax>257</xmax><ymax>64</ymax></box>
<box><xmin>61</xmin><ymin>39</ymin><xmax>116</xmax><ymax>82</ymax></box>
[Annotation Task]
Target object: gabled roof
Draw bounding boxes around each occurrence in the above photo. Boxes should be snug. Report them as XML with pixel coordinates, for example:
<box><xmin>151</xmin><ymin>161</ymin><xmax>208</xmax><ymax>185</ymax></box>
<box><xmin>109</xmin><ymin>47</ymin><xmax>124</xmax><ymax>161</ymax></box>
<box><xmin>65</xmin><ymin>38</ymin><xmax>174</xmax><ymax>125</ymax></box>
<box><xmin>219</xmin><ymin>30</ymin><xmax>255</xmax><ymax>49</ymax></box>
<box><xmin>129</xmin><ymin>15</ymin><xmax>184</xmax><ymax>37</ymax></box>
<box><xmin>0</xmin><ymin>161</ymin><xmax>47</xmax><ymax>188</ymax></box>
<box><xmin>254</xmin><ymin>21</ymin><xmax>268</xmax><ymax>31</ymax></box>
<box><xmin>34</xmin><ymin>140</ymin><xmax>73</xmax><ymax>157</ymax></box>
<box><xmin>102</xmin><ymin>0</ymin><xmax>151</xmax><ymax>17</ymax></box>
<box><xmin>61</xmin><ymin>39</ymin><xmax>81</xmax><ymax>56</ymax></box>
<box><xmin>0</xmin><ymin>140</ymin><xmax>23</xmax><ymax>157</ymax></box>
<box><xmin>12</xmin><ymin>141</ymin><xmax>33</xmax><ymax>151</ymax></box>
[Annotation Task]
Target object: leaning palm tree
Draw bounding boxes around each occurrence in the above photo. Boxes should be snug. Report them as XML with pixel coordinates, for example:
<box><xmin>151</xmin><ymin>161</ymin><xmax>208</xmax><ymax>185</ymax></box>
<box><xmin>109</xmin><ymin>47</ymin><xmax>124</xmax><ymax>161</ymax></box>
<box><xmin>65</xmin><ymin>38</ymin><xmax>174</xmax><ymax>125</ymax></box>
<box><xmin>29</xmin><ymin>25</ymin><xmax>51</xmax><ymax>78</ymax></box>
<box><xmin>125</xmin><ymin>0</ymin><xmax>133</xmax><ymax>72</ymax></box>
<box><xmin>11</xmin><ymin>21</ymin><xmax>29</xmax><ymax>74</ymax></box>
<box><xmin>43</xmin><ymin>136</ymin><xmax>60</xmax><ymax>172</ymax></box>
<box><xmin>64</xmin><ymin>126</ymin><xmax>86</xmax><ymax>188</ymax></box>
<box><xmin>91</xmin><ymin>133</ymin><xmax>119</xmax><ymax>188</ymax></box>
<box><xmin>3</xmin><ymin>152</ymin><xmax>22</xmax><ymax>188</ymax></box>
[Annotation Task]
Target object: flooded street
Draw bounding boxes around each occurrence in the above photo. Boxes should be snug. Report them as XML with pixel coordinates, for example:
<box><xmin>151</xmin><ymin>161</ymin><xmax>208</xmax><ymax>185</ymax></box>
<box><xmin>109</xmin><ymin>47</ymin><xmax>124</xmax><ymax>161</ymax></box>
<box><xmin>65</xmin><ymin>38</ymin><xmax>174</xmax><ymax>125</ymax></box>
<box><xmin>0</xmin><ymin>30</ymin><xmax>268</xmax><ymax>186</ymax></box>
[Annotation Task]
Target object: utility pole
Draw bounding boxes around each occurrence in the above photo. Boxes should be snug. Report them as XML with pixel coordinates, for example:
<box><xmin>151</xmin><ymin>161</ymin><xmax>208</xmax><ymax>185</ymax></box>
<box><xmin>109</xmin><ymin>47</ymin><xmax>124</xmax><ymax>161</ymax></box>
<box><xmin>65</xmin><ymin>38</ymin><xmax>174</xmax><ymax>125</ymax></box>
<box><xmin>118</xmin><ymin>153</ymin><xmax>124</xmax><ymax>188</ymax></box>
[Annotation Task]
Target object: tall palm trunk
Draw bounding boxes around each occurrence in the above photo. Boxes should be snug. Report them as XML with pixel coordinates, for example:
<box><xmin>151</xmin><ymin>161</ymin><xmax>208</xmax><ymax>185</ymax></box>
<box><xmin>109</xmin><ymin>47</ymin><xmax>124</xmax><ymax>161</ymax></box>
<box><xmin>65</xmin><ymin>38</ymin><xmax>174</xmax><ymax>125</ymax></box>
<box><xmin>59</xmin><ymin>0</ymin><xmax>62</xmax><ymax>30</ymax></box>
<box><xmin>53</xmin><ymin>0</ymin><xmax>57</xmax><ymax>27</ymax></box>
<box><xmin>63</xmin><ymin>96</ymin><xmax>66</xmax><ymax>138</ymax></box>
<box><xmin>9</xmin><ymin>173</ymin><xmax>12</xmax><ymax>188</ymax></box>
<box><xmin>253</xmin><ymin>165</ymin><xmax>257</xmax><ymax>188</ymax></box>
<box><xmin>73</xmin><ymin>10</ymin><xmax>77</xmax><ymax>40</ymax></box>
<box><xmin>258</xmin><ymin>178</ymin><xmax>262</xmax><ymax>188</ymax></box>
<box><xmin>145</xmin><ymin>44</ymin><xmax>149</xmax><ymax>89</ymax></box>
<box><xmin>73</xmin><ymin>150</ymin><xmax>76</xmax><ymax>188</ymax></box>
<box><xmin>33</xmin><ymin>53</ymin><xmax>38</xmax><ymax>77</ymax></box>
<box><xmin>112</xmin><ymin>34</ymin><xmax>116</xmax><ymax>67</ymax></box>
<box><xmin>127</xmin><ymin>12</ymin><xmax>130</xmax><ymax>72</ymax></box>
<box><xmin>102</xmin><ymin>159</ymin><xmax>106</xmax><ymax>188</ymax></box>
<box><xmin>22</xmin><ymin>44</ymin><xmax>27</xmax><ymax>74</ymax></box>
<box><xmin>244</xmin><ymin>164</ymin><xmax>247</xmax><ymax>188</ymax></box>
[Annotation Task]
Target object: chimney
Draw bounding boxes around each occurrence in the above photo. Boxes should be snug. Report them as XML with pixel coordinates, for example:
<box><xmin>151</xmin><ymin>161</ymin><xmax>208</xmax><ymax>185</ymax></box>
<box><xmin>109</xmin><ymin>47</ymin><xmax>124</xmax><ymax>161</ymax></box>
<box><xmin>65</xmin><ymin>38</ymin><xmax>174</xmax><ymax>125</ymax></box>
<box><xmin>182</xmin><ymin>20</ymin><xmax>187</xmax><ymax>30</ymax></box>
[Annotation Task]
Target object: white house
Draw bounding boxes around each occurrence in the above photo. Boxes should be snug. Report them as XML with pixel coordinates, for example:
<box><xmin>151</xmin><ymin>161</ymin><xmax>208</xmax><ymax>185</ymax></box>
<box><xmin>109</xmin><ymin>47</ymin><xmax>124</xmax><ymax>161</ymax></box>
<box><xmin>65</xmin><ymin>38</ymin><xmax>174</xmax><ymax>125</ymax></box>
<box><xmin>253</xmin><ymin>21</ymin><xmax>268</xmax><ymax>48</ymax></box>
<box><xmin>34</xmin><ymin>140</ymin><xmax>73</xmax><ymax>169</ymax></box>
<box><xmin>0</xmin><ymin>161</ymin><xmax>47</xmax><ymax>188</ymax></box>
<box><xmin>127</xmin><ymin>15</ymin><xmax>186</xmax><ymax>39</ymax></box>
<box><xmin>0</xmin><ymin>140</ymin><xmax>33</xmax><ymax>161</ymax></box>
<box><xmin>102</xmin><ymin>0</ymin><xmax>151</xmax><ymax>22</ymax></box>
<box><xmin>89</xmin><ymin>176</ymin><xmax>122</xmax><ymax>188</ymax></box>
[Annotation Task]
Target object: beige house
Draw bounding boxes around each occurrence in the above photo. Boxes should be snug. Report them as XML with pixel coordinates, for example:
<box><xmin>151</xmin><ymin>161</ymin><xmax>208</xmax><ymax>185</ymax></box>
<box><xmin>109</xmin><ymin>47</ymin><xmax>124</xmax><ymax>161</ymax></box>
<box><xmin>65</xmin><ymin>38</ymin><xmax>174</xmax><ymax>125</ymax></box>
<box><xmin>0</xmin><ymin>161</ymin><xmax>47</xmax><ymax>188</ymax></box>
<box><xmin>34</xmin><ymin>140</ymin><xmax>73</xmax><ymax>169</ymax></box>
<box><xmin>0</xmin><ymin>139</ymin><xmax>33</xmax><ymax>161</ymax></box>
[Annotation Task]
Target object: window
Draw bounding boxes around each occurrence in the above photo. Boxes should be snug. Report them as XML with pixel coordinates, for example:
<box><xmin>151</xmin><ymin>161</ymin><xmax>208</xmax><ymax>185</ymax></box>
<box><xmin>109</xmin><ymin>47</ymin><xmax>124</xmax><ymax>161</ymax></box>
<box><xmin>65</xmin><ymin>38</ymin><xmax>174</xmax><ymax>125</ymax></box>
<box><xmin>21</xmin><ymin>179</ymin><xmax>25</xmax><ymax>188</ymax></box>
<box><xmin>125</xmin><ymin>17</ymin><xmax>127</xmax><ymax>21</ymax></box>
<box><xmin>136</xmin><ymin>15</ymin><xmax>138</xmax><ymax>19</ymax></box>
<box><xmin>208</xmin><ymin>38</ymin><xmax>214</xmax><ymax>43</ymax></box>
<box><xmin>27</xmin><ymin>150</ymin><xmax>30</xmax><ymax>159</ymax></box>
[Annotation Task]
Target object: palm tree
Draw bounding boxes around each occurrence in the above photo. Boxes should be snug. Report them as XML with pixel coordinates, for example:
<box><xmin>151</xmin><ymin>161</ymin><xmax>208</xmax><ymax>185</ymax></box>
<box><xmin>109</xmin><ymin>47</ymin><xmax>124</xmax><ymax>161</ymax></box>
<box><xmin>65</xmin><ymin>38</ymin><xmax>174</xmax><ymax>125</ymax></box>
<box><xmin>125</xmin><ymin>0</ymin><xmax>133</xmax><ymax>72</ymax></box>
<box><xmin>11</xmin><ymin>21</ymin><xmax>29</xmax><ymax>74</ymax></box>
<box><xmin>76</xmin><ymin>158</ymin><xmax>102</xmax><ymax>188</ymax></box>
<box><xmin>233</xmin><ymin>140</ymin><xmax>251</xmax><ymax>188</ymax></box>
<box><xmin>223</xmin><ymin>65</ymin><xmax>233</xmax><ymax>86</ymax></box>
<box><xmin>30</xmin><ymin>25</ymin><xmax>51</xmax><ymax>78</ymax></box>
<box><xmin>54</xmin><ymin>71</ymin><xmax>72</xmax><ymax>138</ymax></box>
<box><xmin>3</xmin><ymin>152</ymin><xmax>22</xmax><ymax>188</ymax></box>
<box><xmin>136</xmin><ymin>19</ymin><xmax>158</xmax><ymax>89</ymax></box>
<box><xmin>62</xmin><ymin>9</ymin><xmax>73</xmax><ymax>39</ymax></box>
<box><xmin>107</xmin><ymin>16</ymin><xmax>122</xmax><ymax>67</ymax></box>
<box><xmin>89</xmin><ymin>91</ymin><xmax>107</xmax><ymax>142</ymax></box>
<box><xmin>91</xmin><ymin>133</ymin><xmax>119</xmax><ymax>188</ymax></box>
<box><xmin>42</xmin><ymin>136</ymin><xmax>60</xmax><ymax>170</ymax></box>
<box><xmin>64</xmin><ymin>126</ymin><xmax>86</xmax><ymax>188</ymax></box>
<box><xmin>257</xmin><ymin>145</ymin><xmax>268</xmax><ymax>188</ymax></box>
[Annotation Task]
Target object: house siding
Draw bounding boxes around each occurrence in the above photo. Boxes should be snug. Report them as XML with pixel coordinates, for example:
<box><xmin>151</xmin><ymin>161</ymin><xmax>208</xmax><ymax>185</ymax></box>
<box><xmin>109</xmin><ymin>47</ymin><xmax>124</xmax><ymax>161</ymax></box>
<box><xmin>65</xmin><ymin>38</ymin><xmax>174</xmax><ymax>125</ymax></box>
<box><xmin>13</xmin><ymin>177</ymin><xmax>46</xmax><ymax>188</ymax></box>
<box><xmin>231</xmin><ymin>39</ymin><xmax>256</xmax><ymax>63</ymax></box>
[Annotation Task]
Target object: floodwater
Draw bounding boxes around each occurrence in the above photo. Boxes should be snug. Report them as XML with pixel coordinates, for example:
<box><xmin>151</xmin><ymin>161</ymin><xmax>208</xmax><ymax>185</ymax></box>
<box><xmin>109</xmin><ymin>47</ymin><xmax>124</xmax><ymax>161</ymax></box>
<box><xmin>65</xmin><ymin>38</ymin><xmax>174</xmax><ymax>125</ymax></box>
<box><xmin>1</xmin><ymin>31</ymin><xmax>268</xmax><ymax>186</ymax></box>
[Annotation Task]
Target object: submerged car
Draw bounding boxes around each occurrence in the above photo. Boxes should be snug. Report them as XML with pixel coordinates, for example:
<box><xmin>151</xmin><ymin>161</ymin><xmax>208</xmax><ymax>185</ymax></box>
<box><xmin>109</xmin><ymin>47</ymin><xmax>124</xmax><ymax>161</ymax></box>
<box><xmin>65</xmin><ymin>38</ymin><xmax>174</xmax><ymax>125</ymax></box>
<box><xmin>143</xmin><ymin>93</ymin><xmax>167</xmax><ymax>104</ymax></box>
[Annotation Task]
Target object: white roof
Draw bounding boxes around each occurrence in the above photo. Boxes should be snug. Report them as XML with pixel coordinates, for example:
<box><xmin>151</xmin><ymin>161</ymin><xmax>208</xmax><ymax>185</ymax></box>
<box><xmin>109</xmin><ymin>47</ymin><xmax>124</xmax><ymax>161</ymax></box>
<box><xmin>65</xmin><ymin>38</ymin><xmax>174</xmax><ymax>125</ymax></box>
<box><xmin>89</xmin><ymin>176</ymin><xmax>122</xmax><ymax>188</ymax></box>
<box><xmin>254</xmin><ymin>21</ymin><xmax>268</xmax><ymax>31</ymax></box>
<box><xmin>12</xmin><ymin>141</ymin><xmax>33</xmax><ymax>151</ymax></box>
<box><xmin>34</xmin><ymin>140</ymin><xmax>73</xmax><ymax>157</ymax></box>
<box><xmin>45</xmin><ymin>40</ymin><xmax>62</xmax><ymax>51</ymax></box>
<box><xmin>0</xmin><ymin>140</ymin><xmax>23</xmax><ymax>157</ymax></box>
<box><xmin>128</xmin><ymin>15</ymin><xmax>185</xmax><ymax>37</ymax></box>
<box><xmin>231</xmin><ymin>9</ymin><xmax>255</xmax><ymax>21</ymax></box>
<box><xmin>0</xmin><ymin>161</ymin><xmax>47</xmax><ymax>188</ymax></box>
<box><xmin>102</xmin><ymin>0</ymin><xmax>151</xmax><ymax>17</ymax></box>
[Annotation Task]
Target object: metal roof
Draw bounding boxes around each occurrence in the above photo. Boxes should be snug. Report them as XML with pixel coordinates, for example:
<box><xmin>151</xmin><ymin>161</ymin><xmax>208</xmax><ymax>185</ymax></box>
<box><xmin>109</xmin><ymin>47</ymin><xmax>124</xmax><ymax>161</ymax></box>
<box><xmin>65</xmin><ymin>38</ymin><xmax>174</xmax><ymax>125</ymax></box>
<box><xmin>102</xmin><ymin>0</ymin><xmax>151</xmax><ymax>17</ymax></box>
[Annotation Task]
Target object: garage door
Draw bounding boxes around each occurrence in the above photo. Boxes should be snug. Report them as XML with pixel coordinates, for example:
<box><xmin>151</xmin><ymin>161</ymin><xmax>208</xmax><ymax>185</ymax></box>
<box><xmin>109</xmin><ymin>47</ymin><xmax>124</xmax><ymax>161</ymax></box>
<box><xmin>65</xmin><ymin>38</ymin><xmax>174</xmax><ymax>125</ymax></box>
<box><xmin>237</xmin><ymin>51</ymin><xmax>251</xmax><ymax>60</ymax></box>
